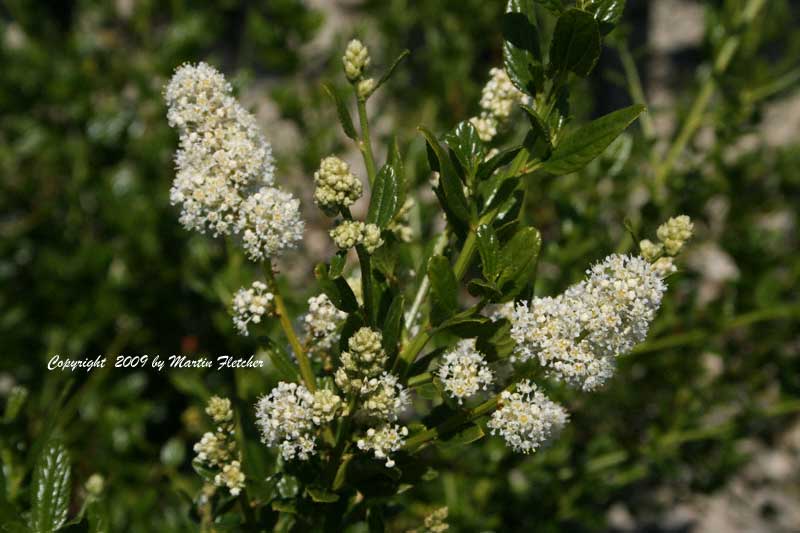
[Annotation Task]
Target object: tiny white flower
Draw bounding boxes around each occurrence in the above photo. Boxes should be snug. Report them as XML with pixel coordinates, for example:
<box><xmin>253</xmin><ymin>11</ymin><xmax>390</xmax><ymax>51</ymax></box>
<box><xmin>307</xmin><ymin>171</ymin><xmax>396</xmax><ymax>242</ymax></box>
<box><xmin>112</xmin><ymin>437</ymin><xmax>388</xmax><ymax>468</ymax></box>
<box><xmin>437</xmin><ymin>339</ymin><xmax>493</xmax><ymax>404</ymax></box>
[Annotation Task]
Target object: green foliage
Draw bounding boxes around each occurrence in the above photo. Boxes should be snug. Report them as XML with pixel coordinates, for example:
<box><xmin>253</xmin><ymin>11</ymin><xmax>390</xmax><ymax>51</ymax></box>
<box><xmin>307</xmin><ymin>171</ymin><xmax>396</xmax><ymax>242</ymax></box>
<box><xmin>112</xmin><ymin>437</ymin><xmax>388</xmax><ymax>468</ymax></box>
<box><xmin>30</xmin><ymin>439</ymin><xmax>71</xmax><ymax>532</ymax></box>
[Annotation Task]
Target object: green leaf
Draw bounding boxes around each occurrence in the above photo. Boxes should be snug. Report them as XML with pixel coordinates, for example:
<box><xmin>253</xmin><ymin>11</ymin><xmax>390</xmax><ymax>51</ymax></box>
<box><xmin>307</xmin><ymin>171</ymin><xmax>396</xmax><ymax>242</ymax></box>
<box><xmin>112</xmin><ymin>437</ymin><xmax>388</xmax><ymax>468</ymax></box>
<box><xmin>481</xmin><ymin>175</ymin><xmax>521</xmax><ymax>215</ymax></box>
<box><xmin>548</xmin><ymin>8</ymin><xmax>601</xmax><ymax>77</ymax></box>
<box><xmin>534</xmin><ymin>0</ymin><xmax>564</xmax><ymax>13</ymax></box>
<box><xmin>438</xmin><ymin>316</ymin><xmax>492</xmax><ymax>338</ymax></box>
<box><xmin>542</xmin><ymin>104</ymin><xmax>645</xmax><ymax>175</ymax></box>
<box><xmin>329</xmin><ymin>252</ymin><xmax>347</xmax><ymax>279</ymax></box>
<box><xmin>503</xmin><ymin>0</ymin><xmax>544</xmax><ymax>95</ymax></box>
<box><xmin>427</xmin><ymin>255</ymin><xmax>459</xmax><ymax>326</ymax></box>
<box><xmin>366</xmin><ymin>162</ymin><xmax>401</xmax><ymax>228</ymax></box>
<box><xmin>497</xmin><ymin>227</ymin><xmax>542</xmax><ymax>301</ymax></box>
<box><xmin>314</xmin><ymin>264</ymin><xmax>359</xmax><ymax>313</ymax></box>
<box><xmin>420</xmin><ymin>127</ymin><xmax>471</xmax><ymax>225</ymax></box>
<box><xmin>443</xmin><ymin>121</ymin><xmax>485</xmax><ymax>179</ymax></box>
<box><xmin>438</xmin><ymin>423</ymin><xmax>485</xmax><ymax>449</ymax></box>
<box><xmin>382</xmin><ymin>295</ymin><xmax>404</xmax><ymax>358</ymax></box>
<box><xmin>306</xmin><ymin>487</ymin><xmax>340</xmax><ymax>503</ymax></box>
<box><xmin>87</xmin><ymin>501</ymin><xmax>109</xmax><ymax>533</ymax></box>
<box><xmin>3</xmin><ymin>386</ymin><xmax>27</xmax><ymax>422</ymax></box>
<box><xmin>271</xmin><ymin>500</ymin><xmax>297</xmax><ymax>514</ymax></box>
<box><xmin>322</xmin><ymin>83</ymin><xmax>357</xmax><ymax>140</ymax></box>
<box><xmin>375</xmin><ymin>49</ymin><xmax>410</xmax><ymax>92</ymax></box>
<box><xmin>467</xmin><ymin>279</ymin><xmax>503</xmax><ymax>300</ymax></box>
<box><xmin>476</xmin><ymin>319</ymin><xmax>516</xmax><ymax>360</ymax></box>
<box><xmin>476</xmin><ymin>224</ymin><xmax>500</xmax><ymax>280</ymax></box>
<box><xmin>388</xmin><ymin>137</ymin><xmax>406</xmax><ymax>207</ymax></box>
<box><xmin>261</xmin><ymin>341</ymin><xmax>301</xmax><ymax>382</ymax></box>
<box><xmin>30</xmin><ymin>439</ymin><xmax>71</xmax><ymax>533</ymax></box>
<box><xmin>476</xmin><ymin>145</ymin><xmax>523</xmax><ymax>181</ymax></box>
<box><xmin>520</xmin><ymin>104</ymin><xmax>553</xmax><ymax>159</ymax></box>
<box><xmin>586</xmin><ymin>0</ymin><xmax>626</xmax><ymax>34</ymax></box>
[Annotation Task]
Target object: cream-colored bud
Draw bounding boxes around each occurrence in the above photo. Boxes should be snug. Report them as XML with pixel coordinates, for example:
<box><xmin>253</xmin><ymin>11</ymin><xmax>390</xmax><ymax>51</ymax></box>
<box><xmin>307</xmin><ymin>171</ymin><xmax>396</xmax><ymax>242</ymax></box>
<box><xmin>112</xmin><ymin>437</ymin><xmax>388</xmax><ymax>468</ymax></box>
<box><xmin>343</xmin><ymin>39</ymin><xmax>370</xmax><ymax>81</ymax></box>
<box><xmin>653</xmin><ymin>256</ymin><xmax>677</xmax><ymax>277</ymax></box>
<box><xmin>313</xmin><ymin>156</ymin><xmax>363</xmax><ymax>215</ymax></box>
<box><xmin>206</xmin><ymin>396</ymin><xmax>234</xmax><ymax>424</ymax></box>
<box><xmin>362</xmin><ymin>223</ymin><xmax>384</xmax><ymax>253</ymax></box>
<box><xmin>657</xmin><ymin>215</ymin><xmax>694</xmax><ymax>255</ymax></box>
<box><xmin>85</xmin><ymin>474</ymin><xmax>105</xmax><ymax>496</ymax></box>
<box><xmin>357</xmin><ymin>78</ymin><xmax>376</xmax><ymax>100</ymax></box>
<box><xmin>639</xmin><ymin>239</ymin><xmax>664</xmax><ymax>262</ymax></box>
<box><xmin>330</xmin><ymin>221</ymin><xmax>365</xmax><ymax>250</ymax></box>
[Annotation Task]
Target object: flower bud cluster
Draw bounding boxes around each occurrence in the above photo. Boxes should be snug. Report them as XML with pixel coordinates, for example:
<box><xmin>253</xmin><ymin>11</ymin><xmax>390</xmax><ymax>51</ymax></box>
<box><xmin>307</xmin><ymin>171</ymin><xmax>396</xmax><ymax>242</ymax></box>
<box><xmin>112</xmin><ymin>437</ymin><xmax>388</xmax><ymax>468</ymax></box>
<box><xmin>165</xmin><ymin>62</ymin><xmax>303</xmax><ymax>260</ymax></box>
<box><xmin>255</xmin><ymin>382</ymin><xmax>342</xmax><ymax>462</ymax></box>
<box><xmin>437</xmin><ymin>339</ymin><xmax>494</xmax><ymax>404</ymax></box>
<box><xmin>657</xmin><ymin>215</ymin><xmax>694</xmax><ymax>255</ymax></box>
<box><xmin>335</xmin><ymin>328</ymin><xmax>387</xmax><ymax>392</ymax></box>
<box><xmin>313</xmin><ymin>156</ymin><xmax>363</xmax><ymax>215</ymax></box>
<box><xmin>469</xmin><ymin>67</ymin><xmax>529</xmax><ymax>142</ymax></box>
<box><xmin>193</xmin><ymin>396</ymin><xmax>245</xmax><ymax>496</ymax></box>
<box><xmin>343</xmin><ymin>39</ymin><xmax>370</xmax><ymax>82</ymax></box>
<box><xmin>215</xmin><ymin>461</ymin><xmax>246</xmax><ymax>497</ymax></box>
<box><xmin>231</xmin><ymin>281</ymin><xmax>274</xmax><ymax>336</ymax></box>
<box><xmin>415</xmin><ymin>507</ymin><xmax>450</xmax><ymax>533</ymax></box>
<box><xmin>206</xmin><ymin>396</ymin><xmax>234</xmax><ymax>424</ymax></box>
<box><xmin>302</xmin><ymin>294</ymin><xmax>347</xmax><ymax>355</ymax></box>
<box><xmin>487</xmin><ymin>380</ymin><xmax>568</xmax><ymax>454</ymax></box>
<box><xmin>330</xmin><ymin>221</ymin><xmax>384</xmax><ymax>253</ymax></box>
<box><xmin>511</xmin><ymin>254</ymin><xmax>666</xmax><ymax>391</ymax></box>
<box><xmin>357</xmin><ymin>372</ymin><xmax>410</xmax><ymax>422</ymax></box>
<box><xmin>639</xmin><ymin>215</ymin><xmax>694</xmax><ymax>276</ymax></box>
<box><xmin>356</xmin><ymin>424</ymin><xmax>409</xmax><ymax>468</ymax></box>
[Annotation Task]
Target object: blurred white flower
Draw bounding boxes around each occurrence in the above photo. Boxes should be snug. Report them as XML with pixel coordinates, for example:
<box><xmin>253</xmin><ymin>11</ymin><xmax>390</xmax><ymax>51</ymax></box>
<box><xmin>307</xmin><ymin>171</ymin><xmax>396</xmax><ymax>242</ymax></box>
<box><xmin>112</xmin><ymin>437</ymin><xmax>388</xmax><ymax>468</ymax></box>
<box><xmin>231</xmin><ymin>281</ymin><xmax>274</xmax><ymax>336</ymax></box>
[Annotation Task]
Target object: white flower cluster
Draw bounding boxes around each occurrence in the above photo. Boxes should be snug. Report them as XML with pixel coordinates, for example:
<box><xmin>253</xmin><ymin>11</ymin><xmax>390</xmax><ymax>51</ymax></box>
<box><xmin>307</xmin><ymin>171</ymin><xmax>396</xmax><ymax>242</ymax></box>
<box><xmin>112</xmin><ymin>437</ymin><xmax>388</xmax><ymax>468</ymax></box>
<box><xmin>193</xmin><ymin>396</ymin><xmax>245</xmax><ymax>496</ymax></box>
<box><xmin>437</xmin><ymin>339</ymin><xmax>493</xmax><ymax>404</ymax></box>
<box><xmin>302</xmin><ymin>294</ymin><xmax>347</xmax><ymax>355</ymax></box>
<box><xmin>343</xmin><ymin>39</ymin><xmax>370</xmax><ymax>82</ymax></box>
<box><xmin>194</xmin><ymin>431</ymin><xmax>235</xmax><ymax>467</ymax></box>
<box><xmin>411</xmin><ymin>507</ymin><xmax>450</xmax><ymax>533</ymax></box>
<box><xmin>357</xmin><ymin>424</ymin><xmax>408</xmax><ymax>468</ymax></box>
<box><xmin>231</xmin><ymin>281</ymin><xmax>274</xmax><ymax>336</ymax></box>
<box><xmin>206</xmin><ymin>396</ymin><xmax>234</xmax><ymax>424</ymax></box>
<box><xmin>511</xmin><ymin>254</ymin><xmax>666</xmax><ymax>391</ymax></box>
<box><xmin>165</xmin><ymin>62</ymin><xmax>303</xmax><ymax>260</ymax></box>
<box><xmin>238</xmin><ymin>187</ymin><xmax>304</xmax><ymax>261</ymax></box>
<box><xmin>313</xmin><ymin>156</ymin><xmax>363</xmax><ymax>215</ymax></box>
<box><xmin>254</xmin><ymin>382</ymin><xmax>342</xmax><ymax>461</ymax></box>
<box><xmin>215</xmin><ymin>461</ymin><xmax>246</xmax><ymax>497</ymax></box>
<box><xmin>640</xmin><ymin>215</ymin><xmax>694</xmax><ymax>276</ymax></box>
<box><xmin>487</xmin><ymin>380</ymin><xmax>568</xmax><ymax>454</ymax></box>
<box><xmin>330</xmin><ymin>221</ymin><xmax>383</xmax><ymax>253</ymax></box>
<box><xmin>358</xmin><ymin>372</ymin><xmax>410</xmax><ymax>422</ymax></box>
<box><xmin>469</xmin><ymin>67</ymin><xmax>529</xmax><ymax>142</ymax></box>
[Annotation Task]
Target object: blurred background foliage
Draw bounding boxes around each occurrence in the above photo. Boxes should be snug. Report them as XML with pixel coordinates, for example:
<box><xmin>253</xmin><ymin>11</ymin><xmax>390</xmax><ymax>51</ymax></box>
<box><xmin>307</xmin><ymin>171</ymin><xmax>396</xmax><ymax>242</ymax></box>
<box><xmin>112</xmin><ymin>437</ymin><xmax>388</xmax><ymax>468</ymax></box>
<box><xmin>1</xmin><ymin>0</ymin><xmax>799</xmax><ymax>531</ymax></box>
